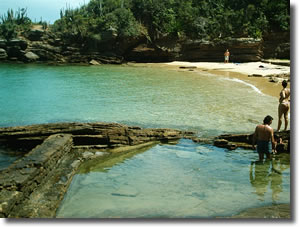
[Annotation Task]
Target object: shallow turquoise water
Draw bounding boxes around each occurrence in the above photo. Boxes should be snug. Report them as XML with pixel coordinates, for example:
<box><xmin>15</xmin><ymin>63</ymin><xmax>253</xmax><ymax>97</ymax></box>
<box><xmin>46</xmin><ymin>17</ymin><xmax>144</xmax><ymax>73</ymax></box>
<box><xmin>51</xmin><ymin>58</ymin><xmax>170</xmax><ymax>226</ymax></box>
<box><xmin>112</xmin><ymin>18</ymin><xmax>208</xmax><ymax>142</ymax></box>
<box><xmin>56</xmin><ymin>139</ymin><xmax>290</xmax><ymax>218</ymax></box>
<box><xmin>0</xmin><ymin>63</ymin><xmax>288</xmax><ymax>217</ymax></box>
<box><xmin>0</xmin><ymin>63</ymin><xmax>278</xmax><ymax>136</ymax></box>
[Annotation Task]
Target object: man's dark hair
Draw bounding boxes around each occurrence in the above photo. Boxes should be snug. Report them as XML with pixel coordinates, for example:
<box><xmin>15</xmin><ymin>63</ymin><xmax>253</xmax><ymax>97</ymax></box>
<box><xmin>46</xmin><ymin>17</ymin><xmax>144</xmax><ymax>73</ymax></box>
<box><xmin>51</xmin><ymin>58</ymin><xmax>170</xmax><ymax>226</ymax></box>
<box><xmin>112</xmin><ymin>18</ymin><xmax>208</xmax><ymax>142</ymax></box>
<box><xmin>263</xmin><ymin>115</ymin><xmax>273</xmax><ymax>124</ymax></box>
<box><xmin>282</xmin><ymin>80</ymin><xmax>288</xmax><ymax>88</ymax></box>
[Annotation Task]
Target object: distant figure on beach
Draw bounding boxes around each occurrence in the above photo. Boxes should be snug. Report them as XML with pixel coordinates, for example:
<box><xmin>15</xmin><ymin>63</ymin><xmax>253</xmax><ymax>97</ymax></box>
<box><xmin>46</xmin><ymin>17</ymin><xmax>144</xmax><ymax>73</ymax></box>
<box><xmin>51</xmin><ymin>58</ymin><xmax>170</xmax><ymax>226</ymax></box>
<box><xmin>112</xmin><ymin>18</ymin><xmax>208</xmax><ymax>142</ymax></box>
<box><xmin>252</xmin><ymin>115</ymin><xmax>276</xmax><ymax>161</ymax></box>
<box><xmin>277</xmin><ymin>80</ymin><xmax>290</xmax><ymax>131</ymax></box>
<box><xmin>224</xmin><ymin>49</ymin><xmax>230</xmax><ymax>63</ymax></box>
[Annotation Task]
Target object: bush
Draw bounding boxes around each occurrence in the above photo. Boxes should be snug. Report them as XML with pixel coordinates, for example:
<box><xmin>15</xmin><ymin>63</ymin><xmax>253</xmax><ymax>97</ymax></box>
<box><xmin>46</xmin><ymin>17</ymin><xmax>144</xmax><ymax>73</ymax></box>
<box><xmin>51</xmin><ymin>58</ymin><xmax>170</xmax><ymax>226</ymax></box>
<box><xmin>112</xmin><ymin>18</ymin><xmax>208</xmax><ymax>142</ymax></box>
<box><xmin>0</xmin><ymin>8</ymin><xmax>32</xmax><ymax>40</ymax></box>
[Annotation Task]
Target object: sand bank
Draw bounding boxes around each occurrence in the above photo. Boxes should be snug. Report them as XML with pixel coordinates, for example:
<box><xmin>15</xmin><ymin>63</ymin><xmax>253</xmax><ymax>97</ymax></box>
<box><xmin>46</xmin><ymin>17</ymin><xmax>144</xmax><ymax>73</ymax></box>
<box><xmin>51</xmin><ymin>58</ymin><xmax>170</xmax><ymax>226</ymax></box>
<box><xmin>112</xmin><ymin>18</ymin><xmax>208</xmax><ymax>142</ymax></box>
<box><xmin>162</xmin><ymin>61</ymin><xmax>290</xmax><ymax>98</ymax></box>
<box><xmin>165</xmin><ymin>61</ymin><xmax>290</xmax><ymax>77</ymax></box>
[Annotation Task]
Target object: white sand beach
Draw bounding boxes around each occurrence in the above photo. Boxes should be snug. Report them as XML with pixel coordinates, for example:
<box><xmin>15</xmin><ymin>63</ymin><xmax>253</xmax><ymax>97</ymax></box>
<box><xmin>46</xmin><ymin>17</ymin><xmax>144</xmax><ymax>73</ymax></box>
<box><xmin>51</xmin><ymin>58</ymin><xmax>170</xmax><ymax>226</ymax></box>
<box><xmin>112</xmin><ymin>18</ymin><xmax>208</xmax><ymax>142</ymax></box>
<box><xmin>160</xmin><ymin>61</ymin><xmax>290</xmax><ymax>98</ymax></box>
<box><xmin>165</xmin><ymin>61</ymin><xmax>290</xmax><ymax>77</ymax></box>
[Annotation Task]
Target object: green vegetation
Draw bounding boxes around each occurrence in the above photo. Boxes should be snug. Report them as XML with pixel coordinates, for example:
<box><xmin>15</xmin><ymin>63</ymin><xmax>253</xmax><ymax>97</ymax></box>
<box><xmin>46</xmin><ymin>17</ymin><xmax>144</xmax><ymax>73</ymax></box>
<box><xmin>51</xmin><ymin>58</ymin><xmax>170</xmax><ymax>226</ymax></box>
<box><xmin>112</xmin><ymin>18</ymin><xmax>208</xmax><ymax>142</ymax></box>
<box><xmin>51</xmin><ymin>0</ymin><xmax>289</xmax><ymax>44</ymax></box>
<box><xmin>0</xmin><ymin>0</ymin><xmax>290</xmax><ymax>43</ymax></box>
<box><xmin>0</xmin><ymin>8</ymin><xmax>32</xmax><ymax>40</ymax></box>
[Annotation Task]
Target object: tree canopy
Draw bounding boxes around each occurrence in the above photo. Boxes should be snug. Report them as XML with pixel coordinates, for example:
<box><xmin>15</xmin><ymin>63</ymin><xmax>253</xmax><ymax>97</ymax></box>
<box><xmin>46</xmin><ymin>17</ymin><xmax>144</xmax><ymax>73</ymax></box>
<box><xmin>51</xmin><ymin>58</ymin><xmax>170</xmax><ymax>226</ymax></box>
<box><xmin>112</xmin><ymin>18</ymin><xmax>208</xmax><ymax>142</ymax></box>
<box><xmin>0</xmin><ymin>0</ymin><xmax>290</xmax><ymax>42</ymax></box>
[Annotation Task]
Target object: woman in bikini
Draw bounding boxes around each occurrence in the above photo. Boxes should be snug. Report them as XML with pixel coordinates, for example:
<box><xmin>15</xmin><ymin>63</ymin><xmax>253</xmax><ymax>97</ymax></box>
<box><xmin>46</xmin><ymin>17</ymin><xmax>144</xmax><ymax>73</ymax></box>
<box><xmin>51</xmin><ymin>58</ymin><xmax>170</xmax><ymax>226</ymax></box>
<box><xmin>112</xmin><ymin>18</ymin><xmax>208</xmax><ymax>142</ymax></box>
<box><xmin>277</xmin><ymin>80</ymin><xmax>290</xmax><ymax>131</ymax></box>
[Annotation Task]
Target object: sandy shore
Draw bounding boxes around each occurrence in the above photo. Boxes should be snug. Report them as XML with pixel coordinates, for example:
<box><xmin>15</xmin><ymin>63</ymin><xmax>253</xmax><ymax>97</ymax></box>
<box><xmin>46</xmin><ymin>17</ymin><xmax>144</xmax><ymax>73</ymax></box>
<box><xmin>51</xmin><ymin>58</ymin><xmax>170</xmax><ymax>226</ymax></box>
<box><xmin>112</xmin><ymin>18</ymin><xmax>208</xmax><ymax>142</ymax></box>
<box><xmin>161</xmin><ymin>61</ymin><xmax>290</xmax><ymax>98</ymax></box>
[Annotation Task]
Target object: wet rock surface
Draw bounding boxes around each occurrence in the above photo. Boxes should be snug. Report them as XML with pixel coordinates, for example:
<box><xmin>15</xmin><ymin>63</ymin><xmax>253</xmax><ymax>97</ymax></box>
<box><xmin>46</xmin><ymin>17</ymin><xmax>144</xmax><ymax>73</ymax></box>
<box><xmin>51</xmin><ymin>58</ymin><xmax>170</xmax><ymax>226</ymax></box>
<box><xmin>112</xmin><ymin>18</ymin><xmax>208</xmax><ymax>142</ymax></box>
<box><xmin>213</xmin><ymin>130</ymin><xmax>290</xmax><ymax>153</ymax></box>
<box><xmin>0</xmin><ymin>122</ymin><xmax>290</xmax><ymax>218</ymax></box>
<box><xmin>0</xmin><ymin>122</ymin><xmax>186</xmax><ymax>218</ymax></box>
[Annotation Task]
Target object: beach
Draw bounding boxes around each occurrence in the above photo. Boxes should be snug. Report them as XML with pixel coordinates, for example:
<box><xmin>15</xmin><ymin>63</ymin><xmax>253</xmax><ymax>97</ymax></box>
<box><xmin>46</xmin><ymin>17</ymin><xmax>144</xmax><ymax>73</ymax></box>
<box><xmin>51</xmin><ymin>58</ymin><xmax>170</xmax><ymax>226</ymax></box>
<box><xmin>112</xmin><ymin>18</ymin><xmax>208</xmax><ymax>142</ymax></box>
<box><xmin>159</xmin><ymin>61</ymin><xmax>290</xmax><ymax>98</ymax></box>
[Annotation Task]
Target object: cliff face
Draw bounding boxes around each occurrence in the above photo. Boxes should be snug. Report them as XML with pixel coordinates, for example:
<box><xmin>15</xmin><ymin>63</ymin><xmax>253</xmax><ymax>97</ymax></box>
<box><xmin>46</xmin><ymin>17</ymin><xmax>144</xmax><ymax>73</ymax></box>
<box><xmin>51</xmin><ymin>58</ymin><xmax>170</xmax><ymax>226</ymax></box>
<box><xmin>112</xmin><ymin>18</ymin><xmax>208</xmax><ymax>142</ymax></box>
<box><xmin>0</xmin><ymin>27</ymin><xmax>290</xmax><ymax>64</ymax></box>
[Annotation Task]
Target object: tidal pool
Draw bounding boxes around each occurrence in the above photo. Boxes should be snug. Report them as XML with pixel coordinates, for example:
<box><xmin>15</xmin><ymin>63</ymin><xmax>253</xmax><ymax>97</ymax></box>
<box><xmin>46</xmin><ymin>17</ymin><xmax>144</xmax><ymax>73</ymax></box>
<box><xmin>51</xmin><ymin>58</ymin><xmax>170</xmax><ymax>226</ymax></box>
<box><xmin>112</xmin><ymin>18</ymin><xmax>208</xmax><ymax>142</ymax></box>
<box><xmin>56</xmin><ymin>139</ymin><xmax>290</xmax><ymax>218</ymax></box>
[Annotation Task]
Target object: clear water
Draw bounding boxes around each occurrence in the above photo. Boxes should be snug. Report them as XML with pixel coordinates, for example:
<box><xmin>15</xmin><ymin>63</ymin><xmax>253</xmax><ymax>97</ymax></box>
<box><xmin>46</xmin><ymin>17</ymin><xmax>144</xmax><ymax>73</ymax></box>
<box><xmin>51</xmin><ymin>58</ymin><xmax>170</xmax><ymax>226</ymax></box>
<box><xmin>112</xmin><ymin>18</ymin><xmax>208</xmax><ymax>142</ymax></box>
<box><xmin>0</xmin><ymin>63</ymin><xmax>288</xmax><ymax>217</ymax></box>
<box><xmin>0</xmin><ymin>63</ymin><xmax>278</xmax><ymax>136</ymax></box>
<box><xmin>0</xmin><ymin>147</ymin><xmax>24</xmax><ymax>170</ymax></box>
<box><xmin>56</xmin><ymin>139</ymin><xmax>290</xmax><ymax>218</ymax></box>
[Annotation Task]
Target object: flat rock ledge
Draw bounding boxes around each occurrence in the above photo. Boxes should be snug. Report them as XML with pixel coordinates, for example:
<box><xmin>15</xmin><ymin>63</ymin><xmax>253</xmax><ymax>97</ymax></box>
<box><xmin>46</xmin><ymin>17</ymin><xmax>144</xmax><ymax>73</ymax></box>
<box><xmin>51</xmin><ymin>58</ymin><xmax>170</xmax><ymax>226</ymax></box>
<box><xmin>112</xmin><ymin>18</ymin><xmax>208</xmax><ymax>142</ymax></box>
<box><xmin>0</xmin><ymin>122</ymin><xmax>189</xmax><ymax>218</ymax></box>
<box><xmin>213</xmin><ymin>130</ymin><xmax>290</xmax><ymax>153</ymax></box>
<box><xmin>0</xmin><ymin>122</ymin><xmax>290</xmax><ymax>218</ymax></box>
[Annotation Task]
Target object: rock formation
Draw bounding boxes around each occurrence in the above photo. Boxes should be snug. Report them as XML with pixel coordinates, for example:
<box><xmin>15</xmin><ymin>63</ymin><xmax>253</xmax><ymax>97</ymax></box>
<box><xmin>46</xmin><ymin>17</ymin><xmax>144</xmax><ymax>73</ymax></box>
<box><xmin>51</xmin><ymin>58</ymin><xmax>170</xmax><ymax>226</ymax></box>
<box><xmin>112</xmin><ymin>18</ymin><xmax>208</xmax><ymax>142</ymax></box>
<box><xmin>0</xmin><ymin>122</ymin><xmax>290</xmax><ymax>217</ymax></box>
<box><xmin>0</xmin><ymin>122</ymin><xmax>186</xmax><ymax>218</ymax></box>
<box><xmin>0</xmin><ymin>27</ymin><xmax>290</xmax><ymax>64</ymax></box>
<box><xmin>213</xmin><ymin>130</ymin><xmax>290</xmax><ymax>153</ymax></box>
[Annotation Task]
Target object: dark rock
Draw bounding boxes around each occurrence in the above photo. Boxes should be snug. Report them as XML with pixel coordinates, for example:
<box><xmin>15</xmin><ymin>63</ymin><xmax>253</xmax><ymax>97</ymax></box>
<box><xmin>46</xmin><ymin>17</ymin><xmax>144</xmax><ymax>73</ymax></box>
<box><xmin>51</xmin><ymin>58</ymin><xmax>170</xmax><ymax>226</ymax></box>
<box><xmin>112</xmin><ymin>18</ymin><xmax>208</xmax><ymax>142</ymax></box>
<box><xmin>0</xmin><ymin>48</ymin><xmax>8</xmax><ymax>60</ymax></box>
<box><xmin>7</xmin><ymin>39</ymin><xmax>28</xmax><ymax>50</ymax></box>
<box><xmin>26</xmin><ymin>29</ymin><xmax>45</xmax><ymax>41</ymax></box>
<box><xmin>6</xmin><ymin>46</ymin><xmax>22</xmax><ymax>58</ymax></box>
<box><xmin>214</xmin><ymin>139</ymin><xmax>229</xmax><ymax>146</ymax></box>
<box><xmin>0</xmin><ymin>39</ymin><xmax>7</xmax><ymax>49</ymax></box>
<box><xmin>179</xmin><ymin>66</ymin><xmax>197</xmax><ymax>69</ymax></box>
<box><xmin>263</xmin><ymin>32</ymin><xmax>290</xmax><ymax>59</ymax></box>
<box><xmin>125</xmin><ymin>43</ymin><xmax>172</xmax><ymax>62</ymax></box>
<box><xmin>249</xmin><ymin>74</ymin><xmax>263</xmax><ymax>77</ymax></box>
<box><xmin>214</xmin><ymin>131</ymin><xmax>290</xmax><ymax>153</ymax></box>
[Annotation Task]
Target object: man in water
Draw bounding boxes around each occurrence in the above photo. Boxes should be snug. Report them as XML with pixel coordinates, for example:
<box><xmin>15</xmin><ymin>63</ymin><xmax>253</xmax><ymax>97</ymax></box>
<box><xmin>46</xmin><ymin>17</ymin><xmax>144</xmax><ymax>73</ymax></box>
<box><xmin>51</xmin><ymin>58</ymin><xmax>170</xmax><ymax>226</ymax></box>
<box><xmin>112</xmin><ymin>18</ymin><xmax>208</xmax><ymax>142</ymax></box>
<box><xmin>252</xmin><ymin>115</ymin><xmax>276</xmax><ymax>161</ymax></box>
<box><xmin>224</xmin><ymin>49</ymin><xmax>230</xmax><ymax>63</ymax></box>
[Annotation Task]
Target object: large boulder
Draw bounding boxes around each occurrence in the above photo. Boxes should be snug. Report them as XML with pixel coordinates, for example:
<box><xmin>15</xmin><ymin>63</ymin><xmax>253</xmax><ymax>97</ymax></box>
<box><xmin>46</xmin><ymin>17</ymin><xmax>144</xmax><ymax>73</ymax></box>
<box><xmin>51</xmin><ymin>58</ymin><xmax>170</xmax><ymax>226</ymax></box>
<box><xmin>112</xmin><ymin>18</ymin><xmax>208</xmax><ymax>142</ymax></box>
<box><xmin>24</xmin><ymin>51</ymin><xmax>40</xmax><ymax>62</ymax></box>
<box><xmin>0</xmin><ymin>48</ymin><xmax>8</xmax><ymax>60</ymax></box>
<box><xmin>28</xmin><ymin>43</ymin><xmax>63</xmax><ymax>61</ymax></box>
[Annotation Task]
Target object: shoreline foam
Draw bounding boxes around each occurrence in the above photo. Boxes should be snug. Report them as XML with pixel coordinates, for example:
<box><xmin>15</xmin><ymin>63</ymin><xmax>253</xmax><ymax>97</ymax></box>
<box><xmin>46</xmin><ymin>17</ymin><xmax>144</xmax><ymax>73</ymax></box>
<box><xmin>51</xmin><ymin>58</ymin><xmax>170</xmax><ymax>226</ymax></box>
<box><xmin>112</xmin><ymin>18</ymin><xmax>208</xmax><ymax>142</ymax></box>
<box><xmin>158</xmin><ymin>61</ymin><xmax>290</xmax><ymax>98</ymax></box>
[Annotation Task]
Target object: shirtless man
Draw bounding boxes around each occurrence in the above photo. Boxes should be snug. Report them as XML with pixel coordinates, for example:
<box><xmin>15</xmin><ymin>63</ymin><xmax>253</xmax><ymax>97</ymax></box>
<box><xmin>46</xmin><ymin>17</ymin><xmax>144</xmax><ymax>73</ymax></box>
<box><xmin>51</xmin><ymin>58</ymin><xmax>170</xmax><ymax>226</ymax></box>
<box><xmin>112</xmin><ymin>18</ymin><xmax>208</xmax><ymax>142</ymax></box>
<box><xmin>252</xmin><ymin>115</ymin><xmax>276</xmax><ymax>161</ymax></box>
<box><xmin>277</xmin><ymin>80</ymin><xmax>290</xmax><ymax>131</ymax></box>
<box><xmin>224</xmin><ymin>49</ymin><xmax>230</xmax><ymax>63</ymax></box>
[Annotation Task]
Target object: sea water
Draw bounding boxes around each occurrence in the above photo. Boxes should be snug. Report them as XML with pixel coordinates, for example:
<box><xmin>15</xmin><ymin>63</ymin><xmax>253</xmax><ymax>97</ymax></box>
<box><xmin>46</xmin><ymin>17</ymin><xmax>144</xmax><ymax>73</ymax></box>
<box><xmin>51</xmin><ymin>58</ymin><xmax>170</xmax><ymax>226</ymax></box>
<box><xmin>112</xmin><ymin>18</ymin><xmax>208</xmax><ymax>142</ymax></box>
<box><xmin>0</xmin><ymin>63</ymin><xmax>289</xmax><ymax>217</ymax></box>
<box><xmin>0</xmin><ymin>63</ymin><xmax>278</xmax><ymax>134</ymax></box>
<box><xmin>56</xmin><ymin>139</ymin><xmax>290</xmax><ymax>218</ymax></box>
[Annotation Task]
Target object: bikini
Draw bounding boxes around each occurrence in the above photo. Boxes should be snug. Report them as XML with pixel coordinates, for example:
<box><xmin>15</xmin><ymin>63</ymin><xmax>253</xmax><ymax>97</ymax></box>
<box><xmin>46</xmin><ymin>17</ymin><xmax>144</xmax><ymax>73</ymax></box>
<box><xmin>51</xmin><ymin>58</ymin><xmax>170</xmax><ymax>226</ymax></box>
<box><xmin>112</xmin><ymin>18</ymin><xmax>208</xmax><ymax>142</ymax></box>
<box><xmin>279</xmin><ymin>89</ymin><xmax>290</xmax><ymax>107</ymax></box>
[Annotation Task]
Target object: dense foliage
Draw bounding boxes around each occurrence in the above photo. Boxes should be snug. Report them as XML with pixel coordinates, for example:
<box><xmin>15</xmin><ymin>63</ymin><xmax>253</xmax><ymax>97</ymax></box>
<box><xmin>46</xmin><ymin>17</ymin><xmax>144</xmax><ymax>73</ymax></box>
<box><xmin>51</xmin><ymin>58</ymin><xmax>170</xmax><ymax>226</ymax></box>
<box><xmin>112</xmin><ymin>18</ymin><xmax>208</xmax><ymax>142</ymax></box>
<box><xmin>0</xmin><ymin>8</ymin><xmax>32</xmax><ymax>40</ymax></box>
<box><xmin>0</xmin><ymin>0</ymin><xmax>290</xmax><ymax>42</ymax></box>
<box><xmin>51</xmin><ymin>0</ymin><xmax>289</xmax><ymax>43</ymax></box>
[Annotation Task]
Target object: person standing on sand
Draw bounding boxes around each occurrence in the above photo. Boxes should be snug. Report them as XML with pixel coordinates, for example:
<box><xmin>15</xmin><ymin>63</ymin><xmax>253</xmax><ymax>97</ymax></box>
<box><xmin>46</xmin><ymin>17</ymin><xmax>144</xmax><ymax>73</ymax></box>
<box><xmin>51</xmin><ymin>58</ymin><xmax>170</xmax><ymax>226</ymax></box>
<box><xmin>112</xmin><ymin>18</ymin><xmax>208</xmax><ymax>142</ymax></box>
<box><xmin>252</xmin><ymin>115</ymin><xmax>276</xmax><ymax>161</ymax></box>
<box><xmin>277</xmin><ymin>80</ymin><xmax>290</xmax><ymax>131</ymax></box>
<box><xmin>224</xmin><ymin>49</ymin><xmax>230</xmax><ymax>63</ymax></box>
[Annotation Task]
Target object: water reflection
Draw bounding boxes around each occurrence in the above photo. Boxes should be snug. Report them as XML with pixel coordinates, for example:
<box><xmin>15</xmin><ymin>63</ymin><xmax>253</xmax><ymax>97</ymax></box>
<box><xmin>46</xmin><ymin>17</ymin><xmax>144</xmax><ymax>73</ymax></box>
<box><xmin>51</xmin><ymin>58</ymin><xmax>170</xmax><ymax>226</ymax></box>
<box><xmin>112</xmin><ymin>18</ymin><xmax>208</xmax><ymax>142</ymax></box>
<box><xmin>57</xmin><ymin>140</ymin><xmax>290</xmax><ymax>218</ymax></box>
<box><xmin>249</xmin><ymin>155</ymin><xmax>290</xmax><ymax>202</ymax></box>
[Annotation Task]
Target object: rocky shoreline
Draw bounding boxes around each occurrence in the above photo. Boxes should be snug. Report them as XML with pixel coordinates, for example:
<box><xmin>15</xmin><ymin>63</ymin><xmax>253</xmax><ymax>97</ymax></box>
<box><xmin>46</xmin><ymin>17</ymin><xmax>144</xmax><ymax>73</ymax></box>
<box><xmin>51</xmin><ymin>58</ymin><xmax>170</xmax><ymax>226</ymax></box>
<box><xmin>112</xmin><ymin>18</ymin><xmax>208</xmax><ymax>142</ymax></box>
<box><xmin>0</xmin><ymin>122</ymin><xmax>290</xmax><ymax>218</ymax></box>
<box><xmin>0</xmin><ymin>25</ymin><xmax>289</xmax><ymax>64</ymax></box>
<box><xmin>0</xmin><ymin>122</ymin><xmax>186</xmax><ymax>218</ymax></box>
